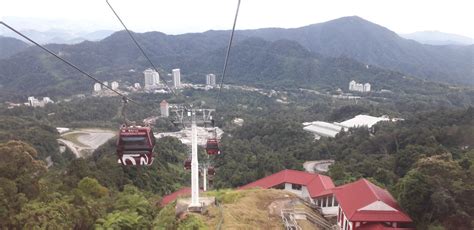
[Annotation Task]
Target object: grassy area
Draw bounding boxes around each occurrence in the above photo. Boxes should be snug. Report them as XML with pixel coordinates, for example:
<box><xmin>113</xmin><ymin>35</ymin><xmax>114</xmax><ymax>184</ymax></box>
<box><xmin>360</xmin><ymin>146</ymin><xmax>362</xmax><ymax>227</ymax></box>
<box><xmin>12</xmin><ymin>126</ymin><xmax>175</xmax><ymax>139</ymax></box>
<box><xmin>156</xmin><ymin>188</ymin><xmax>301</xmax><ymax>229</ymax></box>
<box><xmin>202</xmin><ymin>189</ymin><xmax>297</xmax><ymax>229</ymax></box>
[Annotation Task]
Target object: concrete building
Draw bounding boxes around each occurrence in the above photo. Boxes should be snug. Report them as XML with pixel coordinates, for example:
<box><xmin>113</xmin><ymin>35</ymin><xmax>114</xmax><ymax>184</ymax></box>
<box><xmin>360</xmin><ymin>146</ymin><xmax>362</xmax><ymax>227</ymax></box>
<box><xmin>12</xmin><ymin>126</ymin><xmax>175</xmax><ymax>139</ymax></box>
<box><xmin>206</xmin><ymin>73</ymin><xmax>216</xmax><ymax>86</ymax></box>
<box><xmin>160</xmin><ymin>100</ymin><xmax>169</xmax><ymax>117</ymax></box>
<box><xmin>363</xmin><ymin>83</ymin><xmax>371</xmax><ymax>92</ymax></box>
<box><xmin>27</xmin><ymin>96</ymin><xmax>54</xmax><ymax>107</ymax></box>
<box><xmin>93</xmin><ymin>83</ymin><xmax>102</xmax><ymax>92</ymax></box>
<box><xmin>172</xmin><ymin>68</ymin><xmax>181</xmax><ymax>88</ymax></box>
<box><xmin>144</xmin><ymin>68</ymin><xmax>160</xmax><ymax>89</ymax></box>
<box><xmin>134</xmin><ymin>83</ymin><xmax>141</xmax><ymax>89</ymax></box>
<box><xmin>349</xmin><ymin>80</ymin><xmax>371</xmax><ymax>93</ymax></box>
<box><xmin>111</xmin><ymin>81</ymin><xmax>119</xmax><ymax>90</ymax></box>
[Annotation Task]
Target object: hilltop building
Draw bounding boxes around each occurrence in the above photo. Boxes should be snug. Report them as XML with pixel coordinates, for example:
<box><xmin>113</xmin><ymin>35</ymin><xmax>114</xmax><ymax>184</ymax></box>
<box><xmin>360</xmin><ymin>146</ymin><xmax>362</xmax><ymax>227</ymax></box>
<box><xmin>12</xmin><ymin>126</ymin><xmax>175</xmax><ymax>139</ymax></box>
<box><xmin>160</xmin><ymin>100</ymin><xmax>169</xmax><ymax>117</ymax></box>
<box><xmin>93</xmin><ymin>83</ymin><xmax>102</xmax><ymax>92</ymax></box>
<box><xmin>144</xmin><ymin>68</ymin><xmax>160</xmax><ymax>89</ymax></box>
<box><xmin>349</xmin><ymin>80</ymin><xmax>371</xmax><ymax>93</ymax></box>
<box><xmin>172</xmin><ymin>68</ymin><xmax>181</xmax><ymax>88</ymax></box>
<box><xmin>111</xmin><ymin>81</ymin><xmax>119</xmax><ymax>90</ymax></box>
<box><xmin>27</xmin><ymin>96</ymin><xmax>54</xmax><ymax>107</ymax></box>
<box><xmin>206</xmin><ymin>73</ymin><xmax>216</xmax><ymax>86</ymax></box>
<box><xmin>314</xmin><ymin>179</ymin><xmax>413</xmax><ymax>229</ymax></box>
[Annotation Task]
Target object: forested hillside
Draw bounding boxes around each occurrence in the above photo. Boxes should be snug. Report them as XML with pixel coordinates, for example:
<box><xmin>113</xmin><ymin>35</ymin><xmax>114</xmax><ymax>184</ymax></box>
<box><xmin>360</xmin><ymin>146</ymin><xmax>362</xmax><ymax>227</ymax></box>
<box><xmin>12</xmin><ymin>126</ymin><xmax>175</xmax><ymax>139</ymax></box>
<box><xmin>232</xmin><ymin>16</ymin><xmax>474</xmax><ymax>85</ymax></box>
<box><xmin>1</xmin><ymin>16</ymin><xmax>473</xmax><ymax>100</ymax></box>
<box><xmin>0</xmin><ymin>36</ymin><xmax>28</xmax><ymax>59</ymax></box>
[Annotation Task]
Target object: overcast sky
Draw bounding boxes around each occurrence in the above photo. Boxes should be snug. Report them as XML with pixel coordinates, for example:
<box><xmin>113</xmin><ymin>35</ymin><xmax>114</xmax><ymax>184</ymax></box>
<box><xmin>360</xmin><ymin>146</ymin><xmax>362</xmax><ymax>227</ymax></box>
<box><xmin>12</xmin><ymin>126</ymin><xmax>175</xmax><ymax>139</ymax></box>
<box><xmin>1</xmin><ymin>0</ymin><xmax>473</xmax><ymax>38</ymax></box>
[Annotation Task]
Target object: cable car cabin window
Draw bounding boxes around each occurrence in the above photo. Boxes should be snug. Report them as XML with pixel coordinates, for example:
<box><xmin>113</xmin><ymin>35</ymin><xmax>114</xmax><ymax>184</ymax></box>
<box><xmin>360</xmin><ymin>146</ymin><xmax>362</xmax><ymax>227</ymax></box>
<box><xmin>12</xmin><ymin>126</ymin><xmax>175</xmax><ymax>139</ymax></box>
<box><xmin>206</xmin><ymin>141</ymin><xmax>218</xmax><ymax>149</ymax></box>
<box><xmin>120</xmin><ymin>136</ymin><xmax>149</xmax><ymax>149</ymax></box>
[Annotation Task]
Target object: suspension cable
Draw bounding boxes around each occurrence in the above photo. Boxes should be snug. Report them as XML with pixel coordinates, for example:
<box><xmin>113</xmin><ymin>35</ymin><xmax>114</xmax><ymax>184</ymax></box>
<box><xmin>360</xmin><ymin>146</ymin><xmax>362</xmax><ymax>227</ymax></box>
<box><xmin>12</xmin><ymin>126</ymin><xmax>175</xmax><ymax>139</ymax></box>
<box><xmin>216</xmin><ymin>0</ymin><xmax>241</xmax><ymax>110</ymax></box>
<box><xmin>106</xmin><ymin>0</ymin><xmax>178</xmax><ymax>97</ymax></box>
<box><xmin>0</xmin><ymin>21</ymin><xmax>140</xmax><ymax>105</ymax></box>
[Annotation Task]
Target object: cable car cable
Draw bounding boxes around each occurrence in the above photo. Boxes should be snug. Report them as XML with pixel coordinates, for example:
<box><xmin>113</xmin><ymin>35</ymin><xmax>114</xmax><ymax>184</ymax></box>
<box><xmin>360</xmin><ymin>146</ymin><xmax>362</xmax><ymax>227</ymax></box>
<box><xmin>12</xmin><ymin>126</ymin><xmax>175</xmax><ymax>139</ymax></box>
<box><xmin>106</xmin><ymin>0</ymin><xmax>178</xmax><ymax>97</ymax></box>
<box><xmin>0</xmin><ymin>21</ymin><xmax>140</xmax><ymax>106</ymax></box>
<box><xmin>215</xmin><ymin>0</ymin><xmax>241</xmax><ymax>111</ymax></box>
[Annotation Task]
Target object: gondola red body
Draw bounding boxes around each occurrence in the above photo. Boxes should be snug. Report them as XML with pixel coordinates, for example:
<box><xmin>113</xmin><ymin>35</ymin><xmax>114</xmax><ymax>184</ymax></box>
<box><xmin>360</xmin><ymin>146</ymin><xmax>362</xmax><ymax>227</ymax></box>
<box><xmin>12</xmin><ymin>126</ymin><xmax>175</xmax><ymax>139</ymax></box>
<box><xmin>205</xmin><ymin>138</ymin><xmax>220</xmax><ymax>155</ymax></box>
<box><xmin>116</xmin><ymin>125</ymin><xmax>155</xmax><ymax>166</ymax></box>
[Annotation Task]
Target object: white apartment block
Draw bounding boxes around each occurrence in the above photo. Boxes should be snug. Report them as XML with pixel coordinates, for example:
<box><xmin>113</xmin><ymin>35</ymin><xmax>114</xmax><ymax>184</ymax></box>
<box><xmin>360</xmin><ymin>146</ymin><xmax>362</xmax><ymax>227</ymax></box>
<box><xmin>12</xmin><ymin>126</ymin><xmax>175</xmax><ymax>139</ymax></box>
<box><xmin>172</xmin><ymin>68</ymin><xmax>181</xmax><ymax>88</ymax></box>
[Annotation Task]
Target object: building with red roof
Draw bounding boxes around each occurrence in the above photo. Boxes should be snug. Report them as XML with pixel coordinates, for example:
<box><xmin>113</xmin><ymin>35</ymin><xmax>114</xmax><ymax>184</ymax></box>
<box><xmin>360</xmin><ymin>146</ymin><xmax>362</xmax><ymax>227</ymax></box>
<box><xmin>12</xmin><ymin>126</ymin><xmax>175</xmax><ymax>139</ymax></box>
<box><xmin>330</xmin><ymin>179</ymin><xmax>412</xmax><ymax>230</ymax></box>
<box><xmin>239</xmin><ymin>170</ymin><xmax>413</xmax><ymax>229</ymax></box>
<box><xmin>239</xmin><ymin>169</ymin><xmax>335</xmax><ymax>204</ymax></box>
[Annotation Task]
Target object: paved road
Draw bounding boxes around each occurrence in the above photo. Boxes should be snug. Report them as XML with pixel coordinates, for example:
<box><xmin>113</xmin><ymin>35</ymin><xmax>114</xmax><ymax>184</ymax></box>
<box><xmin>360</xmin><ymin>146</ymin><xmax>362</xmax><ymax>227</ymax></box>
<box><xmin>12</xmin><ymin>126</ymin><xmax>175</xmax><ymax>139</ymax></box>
<box><xmin>303</xmin><ymin>160</ymin><xmax>335</xmax><ymax>173</ymax></box>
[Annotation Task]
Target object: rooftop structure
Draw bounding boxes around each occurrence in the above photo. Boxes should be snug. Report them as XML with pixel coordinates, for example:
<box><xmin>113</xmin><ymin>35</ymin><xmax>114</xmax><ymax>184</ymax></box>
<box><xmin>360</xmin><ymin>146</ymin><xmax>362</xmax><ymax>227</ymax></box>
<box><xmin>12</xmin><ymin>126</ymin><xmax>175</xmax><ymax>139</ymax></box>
<box><xmin>239</xmin><ymin>169</ymin><xmax>335</xmax><ymax>199</ymax></box>
<box><xmin>303</xmin><ymin>115</ymin><xmax>397</xmax><ymax>139</ymax></box>
<box><xmin>238</xmin><ymin>170</ymin><xmax>413</xmax><ymax>229</ymax></box>
<box><xmin>330</xmin><ymin>179</ymin><xmax>412</xmax><ymax>229</ymax></box>
<box><xmin>336</xmin><ymin>115</ymin><xmax>390</xmax><ymax>129</ymax></box>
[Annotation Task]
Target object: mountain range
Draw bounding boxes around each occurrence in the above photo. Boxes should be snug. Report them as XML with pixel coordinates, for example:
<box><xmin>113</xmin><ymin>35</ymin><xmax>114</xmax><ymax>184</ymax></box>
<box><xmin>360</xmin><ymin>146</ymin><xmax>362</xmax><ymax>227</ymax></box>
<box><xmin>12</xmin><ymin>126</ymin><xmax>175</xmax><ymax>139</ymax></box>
<box><xmin>0</xmin><ymin>28</ymin><xmax>115</xmax><ymax>45</ymax></box>
<box><xmin>0</xmin><ymin>16</ymin><xmax>472</xmax><ymax>99</ymax></box>
<box><xmin>400</xmin><ymin>31</ymin><xmax>474</xmax><ymax>46</ymax></box>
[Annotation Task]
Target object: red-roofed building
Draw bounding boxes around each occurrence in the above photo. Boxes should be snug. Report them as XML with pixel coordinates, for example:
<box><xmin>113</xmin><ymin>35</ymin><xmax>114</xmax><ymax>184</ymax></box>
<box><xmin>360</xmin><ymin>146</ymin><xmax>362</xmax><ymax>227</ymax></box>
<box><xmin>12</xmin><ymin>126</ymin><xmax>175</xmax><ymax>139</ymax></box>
<box><xmin>239</xmin><ymin>170</ymin><xmax>413</xmax><ymax>229</ymax></box>
<box><xmin>239</xmin><ymin>169</ymin><xmax>335</xmax><ymax>205</ymax></box>
<box><xmin>330</xmin><ymin>179</ymin><xmax>413</xmax><ymax>230</ymax></box>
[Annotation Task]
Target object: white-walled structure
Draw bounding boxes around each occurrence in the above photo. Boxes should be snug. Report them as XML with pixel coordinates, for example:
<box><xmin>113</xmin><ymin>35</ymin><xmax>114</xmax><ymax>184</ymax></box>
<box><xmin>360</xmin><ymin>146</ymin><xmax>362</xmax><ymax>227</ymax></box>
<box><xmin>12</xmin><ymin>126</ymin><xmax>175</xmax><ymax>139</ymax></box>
<box><xmin>27</xmin><ymin>96</ymin><xmax>54</xmax><ymax>107</ymax></box>
<box><xmin>111</xmin><ymin>81</ymin><xmax>119</xmax><ymax>90</ymax></box>
<box><xmin>144</xmin><ymin>68</ymin><xmax>160</xmax><ymax>89</ymax></box>
<box><xmin>206</xmin><ymin>73</ymin><xmax>216</xmax><ymax>86</ymax></box>
<box><xmin>93</xmin><ymin>83</ymin><xmax>102</xmax><ymax>92</ymax></box>
<box><xmin>134</xmin><ymin>83</ymin><xmax>141</xmax><ymax>89</ymax></box>
<box><xmin>349</xmin><ymin>80</ymin><xmax>371</xmax><ymax>92</ymax></box>
<box><xmin>160</xmin><ymin>100</ymin><xmax>169</xmax><ymax>117</ymax></box>
<box><xmin>172</xmin><ymin>68</ymin><xmax>181</xmax><ymax>88</ymax></box>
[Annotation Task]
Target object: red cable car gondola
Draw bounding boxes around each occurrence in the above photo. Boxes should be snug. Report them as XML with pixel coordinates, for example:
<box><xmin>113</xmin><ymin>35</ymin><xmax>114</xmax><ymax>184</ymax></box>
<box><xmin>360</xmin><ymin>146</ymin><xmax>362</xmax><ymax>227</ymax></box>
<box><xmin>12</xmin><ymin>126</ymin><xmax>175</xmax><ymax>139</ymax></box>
<box><xmin>184</xmin><ymin>157</ymin><xmax>191</xmax><ymax>170</ymax></box>
<box><xmin>116</xmin><ymin>125</ymin><xmax>155</xmax><ymax>166</ymax></box>
<box><xmin>205</xmin><ymin>138</ymin><xmax>220</xmax><ymax>155</ymax></box>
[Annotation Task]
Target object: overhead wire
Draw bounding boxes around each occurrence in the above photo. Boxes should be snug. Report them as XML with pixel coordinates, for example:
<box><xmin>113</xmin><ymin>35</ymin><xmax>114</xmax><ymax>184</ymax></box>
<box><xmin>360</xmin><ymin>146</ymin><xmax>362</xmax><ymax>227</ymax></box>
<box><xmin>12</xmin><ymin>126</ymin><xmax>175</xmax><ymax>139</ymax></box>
<box><xmin>0</xmin><ymin>21</ymin><xmax>140</xmax><ymax>106</ymax></box>
<box><xmin>215</xmin><ymin>0</ymin><xmax>241</xmax><ymax>111</ymax></box>
<box><xmin>105</xmin><ymin>0</ymin><xmax>178</xmax><ymax>97</ymax></box>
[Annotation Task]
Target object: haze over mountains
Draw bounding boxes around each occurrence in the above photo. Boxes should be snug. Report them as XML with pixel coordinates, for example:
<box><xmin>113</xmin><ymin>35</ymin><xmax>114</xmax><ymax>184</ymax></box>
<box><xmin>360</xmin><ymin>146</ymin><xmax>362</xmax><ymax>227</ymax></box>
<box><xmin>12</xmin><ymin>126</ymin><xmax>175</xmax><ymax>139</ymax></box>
<box><xmin>0</xmin><ymin>16</ymin><xmax>473</xmax><ymax>99</ymax></box>
<box><xmin>400</xmin><ymin>31</ymin><xmax>474</xmax><ymax>45</ymax></box>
